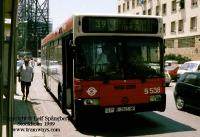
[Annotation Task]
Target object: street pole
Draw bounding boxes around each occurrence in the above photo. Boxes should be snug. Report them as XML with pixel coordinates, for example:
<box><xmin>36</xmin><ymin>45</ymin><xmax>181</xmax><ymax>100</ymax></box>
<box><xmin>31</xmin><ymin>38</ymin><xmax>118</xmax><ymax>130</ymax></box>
<box><xmin>0</xmin><ymin>0</ymin><xmax>4</xmax><ymax>135</ymax></box>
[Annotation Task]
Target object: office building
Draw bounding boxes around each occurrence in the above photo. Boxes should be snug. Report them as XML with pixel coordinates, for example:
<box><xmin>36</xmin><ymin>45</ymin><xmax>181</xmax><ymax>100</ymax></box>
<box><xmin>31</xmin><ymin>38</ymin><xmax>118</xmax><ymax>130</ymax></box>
<box><xmin>118</xmin><ymin>0</ymin><xmax>200</xmax><ymax>60</ymax></box>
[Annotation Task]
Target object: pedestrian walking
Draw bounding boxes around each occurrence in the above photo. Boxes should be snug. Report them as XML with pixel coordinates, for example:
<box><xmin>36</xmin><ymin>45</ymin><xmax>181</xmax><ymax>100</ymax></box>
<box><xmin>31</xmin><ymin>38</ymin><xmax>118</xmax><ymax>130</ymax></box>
<box><xmin>18</xmin><ymin>58</ymin><xmax>34</xmax><ymax>101</ymax></box>
<box><xmin>30</xmin><ymin>57</ymin><xmax>35</xmax><ymax>68</ymax></box>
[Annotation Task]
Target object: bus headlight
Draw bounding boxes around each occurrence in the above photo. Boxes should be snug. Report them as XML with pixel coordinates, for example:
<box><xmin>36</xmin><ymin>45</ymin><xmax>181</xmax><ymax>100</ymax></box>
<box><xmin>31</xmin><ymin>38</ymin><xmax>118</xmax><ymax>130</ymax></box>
<box><xmin>150</xmin><ymin>95</ymin><xmax>162</xmax><ymax>102</ymax></box>
<box><xmin>83</xmin><ymin>99</ymin><xmax>99</xmax><ymax>105</ymax></box>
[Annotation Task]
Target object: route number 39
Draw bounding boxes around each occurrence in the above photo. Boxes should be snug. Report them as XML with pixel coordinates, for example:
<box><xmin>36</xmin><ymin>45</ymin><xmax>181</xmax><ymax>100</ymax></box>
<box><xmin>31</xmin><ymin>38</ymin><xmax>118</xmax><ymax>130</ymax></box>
<box><xmin>144</xmin><ymin>87</ymin><xmax>160</xmax><ymax>94</ymax></box>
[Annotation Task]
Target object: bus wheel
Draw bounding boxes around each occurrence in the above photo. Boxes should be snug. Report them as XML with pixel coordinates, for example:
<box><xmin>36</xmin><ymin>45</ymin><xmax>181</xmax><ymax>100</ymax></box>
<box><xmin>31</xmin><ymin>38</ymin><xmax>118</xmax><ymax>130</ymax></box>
<box><xmin>74</xmin><ymin>101</ymin><xmax>83</xmax><ymax>125</ymax></box>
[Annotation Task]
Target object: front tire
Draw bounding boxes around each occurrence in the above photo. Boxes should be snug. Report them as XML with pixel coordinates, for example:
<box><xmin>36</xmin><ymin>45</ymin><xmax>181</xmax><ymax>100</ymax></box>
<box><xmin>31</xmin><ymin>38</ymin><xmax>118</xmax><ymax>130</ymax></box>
<box><xmin>176</xmin><ymin>96</ymin><xmax>185</xmax><ymax>110</ymax></box>
<box><xmin>74</xmin><ymin>100</ymin><xmax>81</xmax><ymax>118</ymax></box>
<box><xmin>73</xmin><ymin>100</ymin><xmax>83</xmax><ymax>127</ymax></box>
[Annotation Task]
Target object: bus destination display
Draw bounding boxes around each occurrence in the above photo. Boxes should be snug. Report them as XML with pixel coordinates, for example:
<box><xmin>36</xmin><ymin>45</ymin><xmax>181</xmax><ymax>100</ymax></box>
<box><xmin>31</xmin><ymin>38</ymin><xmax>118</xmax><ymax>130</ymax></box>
<box><xmin>82</xmin><ymin>17</ymin><xmax>158</xmax><ymax>34</ymax></box>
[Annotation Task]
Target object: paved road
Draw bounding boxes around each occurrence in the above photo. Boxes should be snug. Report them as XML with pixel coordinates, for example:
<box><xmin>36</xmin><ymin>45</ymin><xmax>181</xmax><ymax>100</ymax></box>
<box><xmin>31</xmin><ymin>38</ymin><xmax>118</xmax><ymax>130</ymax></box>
<box><xmin>13</xmin><ymin>66</ymin><xmax>200</xmax><ymax>137</ymax></box>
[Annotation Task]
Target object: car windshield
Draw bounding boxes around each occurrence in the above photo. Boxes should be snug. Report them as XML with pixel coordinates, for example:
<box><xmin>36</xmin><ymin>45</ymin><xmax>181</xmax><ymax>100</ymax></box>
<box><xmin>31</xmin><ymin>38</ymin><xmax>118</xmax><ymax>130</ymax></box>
<box><xmin>180</xmin><ymin>63</ymin><xmax>198</xmax><ymax>70</ymax></box>
<box><xmin>75</xmin><ymin>36</ymin><xmax>163</xmax><ymax>80</ymax></box>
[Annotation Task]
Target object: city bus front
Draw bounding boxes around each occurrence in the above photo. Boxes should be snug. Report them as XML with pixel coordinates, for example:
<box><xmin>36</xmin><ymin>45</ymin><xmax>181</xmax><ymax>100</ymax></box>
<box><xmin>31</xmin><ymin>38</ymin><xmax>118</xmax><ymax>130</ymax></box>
<box><xmin>73</xmin><ymin>15</ymin><xmax>166</xmax><ymax>115</ymax></box>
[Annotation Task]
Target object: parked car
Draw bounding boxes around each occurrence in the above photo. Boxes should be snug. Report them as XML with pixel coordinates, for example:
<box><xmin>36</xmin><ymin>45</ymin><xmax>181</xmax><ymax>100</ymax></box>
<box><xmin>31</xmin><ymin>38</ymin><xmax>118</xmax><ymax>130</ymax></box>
<box><xmin>174</xmin><ymin>72</ymin><xmax>200</xmax><ymax>111</ymax></box>
<box><xmin>176</xmin><ymin>61</ymin><xmax>200</xmax><ymax>79</ymax></box>
<box><xmin>165</xmin><ymin>65</ymin><xmax>179</xmax><ymax>81</ymax></box>
<box><xmin>165</xmin><ymin>70</ymin><xmax>171</xmax><ymax>87</ymax></box>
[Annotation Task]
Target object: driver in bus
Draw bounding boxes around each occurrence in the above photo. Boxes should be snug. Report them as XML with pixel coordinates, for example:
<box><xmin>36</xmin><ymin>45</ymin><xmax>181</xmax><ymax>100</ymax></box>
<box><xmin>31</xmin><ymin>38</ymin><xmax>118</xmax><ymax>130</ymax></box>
<box><xmin>95</xmin><ymin>46</ymin><xmax>109</xmax><ymax>72</ymax></box>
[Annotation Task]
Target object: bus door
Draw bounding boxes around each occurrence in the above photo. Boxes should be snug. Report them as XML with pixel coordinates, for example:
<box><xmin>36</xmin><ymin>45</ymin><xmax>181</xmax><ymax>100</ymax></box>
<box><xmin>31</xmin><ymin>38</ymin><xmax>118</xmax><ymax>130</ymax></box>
<box><xmin>62</xmin><ymin>35</ymin><xmax>74</xmax><ymax>109</ymax></box>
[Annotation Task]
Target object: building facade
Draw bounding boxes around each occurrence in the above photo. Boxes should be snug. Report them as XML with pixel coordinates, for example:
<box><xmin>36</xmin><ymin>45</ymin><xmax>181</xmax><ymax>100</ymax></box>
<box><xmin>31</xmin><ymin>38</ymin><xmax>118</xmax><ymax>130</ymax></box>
<box><xmin>118</xmin><ymin>0</ymin><xmax>200</xmax><ymax>60</ymax></box>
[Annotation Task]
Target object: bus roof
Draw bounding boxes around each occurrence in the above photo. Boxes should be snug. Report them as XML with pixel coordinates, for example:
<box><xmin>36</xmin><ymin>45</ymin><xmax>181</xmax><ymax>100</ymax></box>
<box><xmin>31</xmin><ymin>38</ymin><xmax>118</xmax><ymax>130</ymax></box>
<box><xmin>41</xmin><ymin>13</ymin><xmax>162</xmax><ymax>46</ymax></box>
<box><xmin>41</xmin><ymin>16</ymin><xmax>73</xmax><ymax>45</ymax></box>
<box><xmin>73</xmin><ymin>13</ymin><xmax>162</xmax><ymax>18</ymax></box>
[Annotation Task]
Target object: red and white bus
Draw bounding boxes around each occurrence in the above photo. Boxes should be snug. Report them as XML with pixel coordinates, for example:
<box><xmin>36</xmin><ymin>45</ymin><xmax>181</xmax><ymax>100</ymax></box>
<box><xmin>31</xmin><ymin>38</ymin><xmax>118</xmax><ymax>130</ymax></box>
<box><xmin>41</xmin><ymin>14</ymin><xmax>166</xmax><ymax>121</ymax></box>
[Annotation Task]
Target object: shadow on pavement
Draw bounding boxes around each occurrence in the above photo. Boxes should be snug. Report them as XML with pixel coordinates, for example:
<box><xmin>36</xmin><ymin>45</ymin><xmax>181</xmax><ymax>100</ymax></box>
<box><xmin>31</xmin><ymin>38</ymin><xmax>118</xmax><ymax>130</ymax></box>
<box><xmin>75</xmin><ymin>112</ymin><xmax>195</xmax><ymax>137</ymax></box>
<box><xmin>2</xmin><ymin>96</ymin><xmax>38</xmax><ymax>125</ymax></box>
<box><xmin>13</xmin><ymin>97</ymin><xmax>39</xmax><ymax>125</ymax></box>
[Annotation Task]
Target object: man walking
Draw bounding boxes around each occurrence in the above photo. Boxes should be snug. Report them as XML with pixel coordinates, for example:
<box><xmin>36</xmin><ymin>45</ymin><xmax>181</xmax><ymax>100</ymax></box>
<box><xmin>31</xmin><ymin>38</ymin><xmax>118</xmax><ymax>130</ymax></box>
<box><xmin>18</xmin><ymin>58</ymin><xmax>34</xmax><ymax>101</ymax></box>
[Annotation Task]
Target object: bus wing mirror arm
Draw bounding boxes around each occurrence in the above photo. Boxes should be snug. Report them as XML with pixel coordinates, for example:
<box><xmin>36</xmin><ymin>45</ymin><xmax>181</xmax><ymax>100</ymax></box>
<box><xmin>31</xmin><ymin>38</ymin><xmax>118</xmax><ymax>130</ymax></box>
<box><xmin>69</xmin><ymin>40</ymin><xmax>77</xmax><ymax>58</ymax></box>
<box><xmin>69</xmin><ymin>40</ymin><xmax>74</xmax><ymax>46</ymax></box>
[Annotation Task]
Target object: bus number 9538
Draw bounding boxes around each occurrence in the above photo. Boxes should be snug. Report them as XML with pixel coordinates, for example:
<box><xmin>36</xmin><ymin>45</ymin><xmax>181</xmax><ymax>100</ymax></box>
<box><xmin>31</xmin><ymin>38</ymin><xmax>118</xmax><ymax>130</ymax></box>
<box><xmin>144</xmin><ymin>87</ymin><xmax>161</xmax><ymax>95</ymax></box>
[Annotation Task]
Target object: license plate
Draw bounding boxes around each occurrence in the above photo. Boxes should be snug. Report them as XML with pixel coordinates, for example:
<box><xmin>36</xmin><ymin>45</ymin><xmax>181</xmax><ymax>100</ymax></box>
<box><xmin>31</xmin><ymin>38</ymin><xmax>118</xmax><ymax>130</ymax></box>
<box><xmin>105</xmin><ymin>107</ymin><xmax>115</xmax><ymax>113</ymax></box>
<box><xmin>105</xmin><ymin>106</ymin><xmax>135</xmax><ymax>113</ymax></box>
<box><xmin>116</xmin><ymin>106</ymin><xmax>135</xmax><ymax>112</ymax></box>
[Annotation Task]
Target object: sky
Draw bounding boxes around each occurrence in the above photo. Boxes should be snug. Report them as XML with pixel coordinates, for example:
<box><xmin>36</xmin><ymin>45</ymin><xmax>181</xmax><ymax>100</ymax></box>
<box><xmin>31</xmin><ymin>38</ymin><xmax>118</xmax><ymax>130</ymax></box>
<box><xmin>49</xmin><ymin>0</ymin><xmax>117</xmax><ymax>30</ymax></box>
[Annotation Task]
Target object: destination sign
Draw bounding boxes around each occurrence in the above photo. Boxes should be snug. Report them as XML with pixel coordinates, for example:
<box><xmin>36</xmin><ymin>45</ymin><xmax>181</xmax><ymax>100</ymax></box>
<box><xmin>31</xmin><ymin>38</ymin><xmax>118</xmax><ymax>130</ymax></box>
<box><xmin>82</xmin><ymin>17</ymin><xmax>158</xmax><ymax>34</ymax></box>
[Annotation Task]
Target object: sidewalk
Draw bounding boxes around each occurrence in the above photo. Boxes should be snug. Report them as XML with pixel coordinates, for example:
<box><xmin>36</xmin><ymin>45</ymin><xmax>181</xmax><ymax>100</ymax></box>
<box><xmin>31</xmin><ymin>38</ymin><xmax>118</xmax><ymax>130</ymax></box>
<box><xmin>13</xmin><ymin>81</ymin><xmax>45</xmax><ymax>137</ymax></box>
<box><xmin>12</xmin><ymin>66</ymin><xmax>72</xmax><ymax>137</ymax></box>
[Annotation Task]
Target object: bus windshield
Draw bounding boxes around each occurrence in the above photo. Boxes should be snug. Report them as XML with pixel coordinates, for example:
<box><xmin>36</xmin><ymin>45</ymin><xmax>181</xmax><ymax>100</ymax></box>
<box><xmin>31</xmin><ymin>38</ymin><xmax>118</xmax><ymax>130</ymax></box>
<box><xmin>75</xmin><ymin>36</ymin><xmax>163</xmax><ymax>80</ymax></box>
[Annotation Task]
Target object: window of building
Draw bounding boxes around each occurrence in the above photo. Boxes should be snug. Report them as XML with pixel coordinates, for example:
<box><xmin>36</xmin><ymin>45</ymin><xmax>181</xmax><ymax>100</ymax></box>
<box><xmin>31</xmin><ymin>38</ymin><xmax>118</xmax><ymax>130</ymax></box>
<box><xmin>123</xmin><ymin>3</ymin><xmax>125</xmax><ymax>12</ymax></box>
<box><xmin>156</xmin><ymin>5</ymin><xmax>160</xmax><ymax>15</ymax></box>
<box><xmin>165</xmin><ymin>39</ymin><xmax>175</xmax><ymax>48</ymax></box>
<box><xmin>118</xmin><ymin>5</ymin><xmax>121</xmax><ymax>13</ymax></box>
<box><xmin>179</xmin><ymin>0</ymin><xmax>185</xmax><ymax>9</ymax></box>
<box><xmin>172</xmin><ymin>0</ymin><xmax>177</xmax><ymax>12</ymax></box>
<box><xmin>190</xmin><ymin>17</ymin><xmax>197</xmax><ymax>31</ymax></box>
<box><xmin>191</xmin><ymin>0</ymin><xmax>198</xmax><ymax>7</ymax></box>
<box><xmin>171</xmin><ymin>21</ymin><xmax>176</xmax><ymax>33</ymax></box>
<box><xmin>148</xmin><ymin>8</ymin><xmax>152</xmax><ymax>15</ymax></box>
<box><xmin>178</xmin><ymin>37</ymin><xmax>195</xmax><ymax>48</ymax></box>
<box><xmin>132</xmin><ymin>0</ymin><xmax>135</xmax><ymax>8</ymax></box>
<box><xmin>127</xmin><ymin>1</ymin><xmax>130</xmax><ymax>10</ymax></box>
<box><xmin>162</xmin><ymin>3</ymin><xmax>167</xmax><ymax>16</ymax></box>
<box><xmin>143</xmin><ymin>10</ymin><xmax>146</xmax><ymax>15</ymax></box>
<box><xmin>136</xmin><ymin>0</ymin><xmax>144</xmax><ymax>6</ymax></box>
<box><xmin>163</xmin><ymin>23</ymin><xmax>166</xmax><ymax>34</ymax></box>
<box><xmin>137</xmin><ymin>0</ymin><xmax>140</xmax><ymax>6</ymax></box>
<box><xmin>178</xmin><ymin>19</ymin><xmax>184</xmax><ymax>32</ymax></box>
<box><xmin>143</xmin><ymin>0</ymin><xmax>147</xmax><ymax>7</ymax></box>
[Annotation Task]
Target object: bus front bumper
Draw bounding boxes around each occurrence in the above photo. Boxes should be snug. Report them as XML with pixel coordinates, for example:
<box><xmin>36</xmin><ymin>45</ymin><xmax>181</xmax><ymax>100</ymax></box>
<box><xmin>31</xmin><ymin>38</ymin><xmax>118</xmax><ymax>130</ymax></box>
<box><xmin>75</xmin><ymin>94</ymin><xmax>166</xmax><ymax>115</ymax></box>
